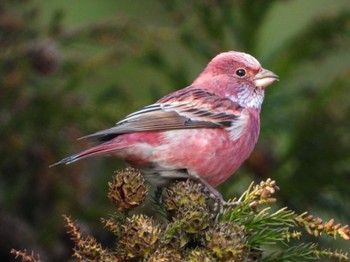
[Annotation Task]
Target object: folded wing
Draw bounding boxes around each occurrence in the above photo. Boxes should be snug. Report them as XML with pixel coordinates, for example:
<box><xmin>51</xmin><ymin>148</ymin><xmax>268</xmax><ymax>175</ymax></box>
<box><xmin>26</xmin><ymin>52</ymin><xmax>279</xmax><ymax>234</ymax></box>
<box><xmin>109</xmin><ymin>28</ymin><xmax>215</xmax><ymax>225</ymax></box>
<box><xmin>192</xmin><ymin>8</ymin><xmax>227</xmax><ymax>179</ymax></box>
<box><xmin>81</xmin><ymin>88</ymin><xmax>246</xmax><ymax>141</ymax></box>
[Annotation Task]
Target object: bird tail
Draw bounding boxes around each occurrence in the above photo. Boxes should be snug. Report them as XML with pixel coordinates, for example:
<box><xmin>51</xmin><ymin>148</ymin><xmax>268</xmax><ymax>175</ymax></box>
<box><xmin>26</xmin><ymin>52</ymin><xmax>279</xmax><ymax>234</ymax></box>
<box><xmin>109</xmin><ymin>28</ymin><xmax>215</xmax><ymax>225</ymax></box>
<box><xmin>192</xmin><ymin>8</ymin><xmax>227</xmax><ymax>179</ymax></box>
<box><xmin>50</xmin><ymin>142</ymin><xmax>125</xmax><ymax>167</ymax></box>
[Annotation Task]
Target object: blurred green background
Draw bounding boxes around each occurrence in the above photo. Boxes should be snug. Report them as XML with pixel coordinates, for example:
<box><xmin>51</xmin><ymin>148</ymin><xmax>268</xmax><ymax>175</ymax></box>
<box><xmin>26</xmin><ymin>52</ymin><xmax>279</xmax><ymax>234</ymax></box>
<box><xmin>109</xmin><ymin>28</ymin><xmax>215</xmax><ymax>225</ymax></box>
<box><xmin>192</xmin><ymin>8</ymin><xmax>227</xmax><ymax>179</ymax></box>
<box><xmin>1</xmin><ymin>0</ymin><xmax>350</xmax><ymax>261</ymax></box>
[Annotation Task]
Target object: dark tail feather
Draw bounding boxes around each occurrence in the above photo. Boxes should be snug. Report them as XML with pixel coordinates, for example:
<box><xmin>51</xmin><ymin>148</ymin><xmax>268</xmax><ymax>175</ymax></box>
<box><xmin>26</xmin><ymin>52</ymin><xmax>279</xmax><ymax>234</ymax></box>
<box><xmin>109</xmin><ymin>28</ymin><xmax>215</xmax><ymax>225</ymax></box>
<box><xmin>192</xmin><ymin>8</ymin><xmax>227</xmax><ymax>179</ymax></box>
<box><xmin>50</xmin><ymin>142</ymin><xmax>125</xmax><ymax>167</ymax></box>
<box><xmin>49</xmin><ymin>152</ymin><xmax>84</xmax><ymax>167</ymax></box>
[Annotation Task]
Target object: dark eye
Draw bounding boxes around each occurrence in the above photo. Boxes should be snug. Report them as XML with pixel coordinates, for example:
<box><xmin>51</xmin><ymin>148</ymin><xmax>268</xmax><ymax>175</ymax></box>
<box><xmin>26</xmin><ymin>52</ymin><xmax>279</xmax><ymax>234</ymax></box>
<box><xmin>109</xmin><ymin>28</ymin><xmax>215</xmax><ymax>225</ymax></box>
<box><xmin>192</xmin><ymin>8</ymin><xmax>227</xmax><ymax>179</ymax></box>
<box><xmin>235</xmin><ymin>68</ymin><xmax>246</xmax><ymax>77</ymax></box>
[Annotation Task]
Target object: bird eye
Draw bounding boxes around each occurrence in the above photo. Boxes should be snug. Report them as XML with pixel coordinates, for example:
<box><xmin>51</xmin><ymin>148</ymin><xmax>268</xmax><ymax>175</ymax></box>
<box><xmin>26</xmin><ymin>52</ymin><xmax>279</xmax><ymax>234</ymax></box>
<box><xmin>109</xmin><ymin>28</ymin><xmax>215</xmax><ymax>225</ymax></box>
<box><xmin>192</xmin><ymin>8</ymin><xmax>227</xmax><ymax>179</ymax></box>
<box><xmin>235</xmin><ymin>68</ymin><xmax>246</xmax><ymax>77</ymax></box>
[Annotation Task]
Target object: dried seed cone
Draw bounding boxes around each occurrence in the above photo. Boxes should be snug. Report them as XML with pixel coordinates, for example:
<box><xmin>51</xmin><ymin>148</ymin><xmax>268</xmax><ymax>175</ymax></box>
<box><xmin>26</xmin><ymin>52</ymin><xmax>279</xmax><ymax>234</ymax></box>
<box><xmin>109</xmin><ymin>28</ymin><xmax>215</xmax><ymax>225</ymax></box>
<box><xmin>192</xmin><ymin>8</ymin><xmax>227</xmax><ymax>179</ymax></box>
<box><xmin>163</xmin><ymin>180</ymin><xmax>210</xmax><ymax>216</ymax></box>
<box><xmin>205</xmin><ymin>222</ymin><xmax>247</xmax><ymax>261</ymax></box>
<box><xmin>183</xmin><ymin>247</ymin><xmax>214</xmax><ymax>262</ymax></box>
<box><xmin>178</xmin><ymin>205</ymin><xmax>211</xmax><ymax>234</ymax></box>
<box><xmin>120</xmin><ymin>214</ymin><xmax>161</xmax><ymax>259</ymax></box>
<box><xmin>108</xmin><ymin>168</ymin><xmax>148</xmax><ymax>212</ymax></box>
<box><xmin>73</xmin><ymin>235</ymin><xmax>114</xmax><ymax>261</ymax></box>
<box><xmin>101</xmin><ymin>216</ymin><xmax>125</xmax><ymax>237</ymax></box>
<box><xmin>146</xmin><ymin>247</ymin><xmax>182</xmax><ymax>262</ymax></box>
<box><xmin>162</xmin><ymin>221</ymin><xmax>190</xmax><ymax>250</ymax></box>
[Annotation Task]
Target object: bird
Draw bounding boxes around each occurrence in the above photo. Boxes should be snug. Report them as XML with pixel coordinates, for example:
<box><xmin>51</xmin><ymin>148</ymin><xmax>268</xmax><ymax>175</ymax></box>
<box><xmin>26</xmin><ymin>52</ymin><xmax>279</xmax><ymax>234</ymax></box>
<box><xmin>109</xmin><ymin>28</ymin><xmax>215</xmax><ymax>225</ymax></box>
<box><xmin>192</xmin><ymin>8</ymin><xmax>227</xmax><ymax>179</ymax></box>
<box><xmin>53</xmin><ymin>51</ymin><xmax>278</xmax><ymax>205</ymax></box>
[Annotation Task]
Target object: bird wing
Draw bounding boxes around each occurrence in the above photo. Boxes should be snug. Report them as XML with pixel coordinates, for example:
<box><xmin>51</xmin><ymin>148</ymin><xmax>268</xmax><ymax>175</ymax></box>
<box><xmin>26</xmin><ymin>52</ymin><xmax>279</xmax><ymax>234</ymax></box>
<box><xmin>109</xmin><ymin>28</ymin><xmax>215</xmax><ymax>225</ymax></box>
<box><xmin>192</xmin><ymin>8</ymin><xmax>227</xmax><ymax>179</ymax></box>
<box><xmin>81</xmin><ymin>88</ymin><xmax>247</xmax><ymax>141</ymax></box>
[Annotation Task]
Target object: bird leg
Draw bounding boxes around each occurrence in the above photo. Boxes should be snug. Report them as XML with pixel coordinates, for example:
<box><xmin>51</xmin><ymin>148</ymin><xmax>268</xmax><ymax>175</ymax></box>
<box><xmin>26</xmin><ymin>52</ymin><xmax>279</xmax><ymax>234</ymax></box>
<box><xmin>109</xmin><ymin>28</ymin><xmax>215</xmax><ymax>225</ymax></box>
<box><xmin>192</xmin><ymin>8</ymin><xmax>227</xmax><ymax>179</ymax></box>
<box><xmin>187</xmin><ymin>172</ymin><xmax>240</xmax><ymax>210</ymax></box>
<box><xmin>154</xmin><ymin>186</ymin><xmax>164</xmax><ymax>205</ymax></box>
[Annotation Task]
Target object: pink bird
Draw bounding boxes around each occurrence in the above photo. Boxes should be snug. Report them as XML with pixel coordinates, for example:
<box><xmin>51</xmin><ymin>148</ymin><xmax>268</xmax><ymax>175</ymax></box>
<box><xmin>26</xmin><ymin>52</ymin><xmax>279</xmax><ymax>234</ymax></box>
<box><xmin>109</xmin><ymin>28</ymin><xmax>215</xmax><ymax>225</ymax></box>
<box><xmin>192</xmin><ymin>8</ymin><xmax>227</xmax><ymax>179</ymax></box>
<box><xmin>54</xmin><ymin>51</ymin><xmax>278</xmax><ymax>205</ymax></box>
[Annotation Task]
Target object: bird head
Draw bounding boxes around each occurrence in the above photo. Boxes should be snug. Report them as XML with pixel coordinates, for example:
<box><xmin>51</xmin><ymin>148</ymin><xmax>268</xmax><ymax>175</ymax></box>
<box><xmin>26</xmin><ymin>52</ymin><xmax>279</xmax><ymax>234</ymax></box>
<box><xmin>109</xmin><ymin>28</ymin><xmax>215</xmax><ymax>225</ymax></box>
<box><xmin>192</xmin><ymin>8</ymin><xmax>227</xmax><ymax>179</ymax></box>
<box><xmin>193</xmin><ymin>51</ymin><xmax>278</xmax><ymax>109</ymax></box>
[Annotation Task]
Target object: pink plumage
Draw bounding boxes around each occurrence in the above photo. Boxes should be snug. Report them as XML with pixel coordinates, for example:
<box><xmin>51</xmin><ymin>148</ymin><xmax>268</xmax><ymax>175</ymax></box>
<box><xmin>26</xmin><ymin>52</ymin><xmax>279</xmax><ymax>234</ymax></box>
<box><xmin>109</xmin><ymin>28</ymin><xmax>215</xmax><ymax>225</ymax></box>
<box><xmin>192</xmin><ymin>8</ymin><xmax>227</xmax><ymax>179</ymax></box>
<box><xmin>54</xmin><ymin>51</ymin><xmax>278</xmax><ymax>203</ymax></box>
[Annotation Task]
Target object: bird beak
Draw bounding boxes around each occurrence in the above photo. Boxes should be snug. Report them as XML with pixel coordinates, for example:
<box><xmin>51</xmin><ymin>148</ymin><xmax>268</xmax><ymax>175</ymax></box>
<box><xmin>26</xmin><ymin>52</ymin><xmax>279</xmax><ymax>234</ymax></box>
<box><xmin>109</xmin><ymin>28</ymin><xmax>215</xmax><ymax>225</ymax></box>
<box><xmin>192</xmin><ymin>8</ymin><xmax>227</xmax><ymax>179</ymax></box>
<box><xmin>254</xmin><ymin>68</ymin><xmax>279</xmax><ymax>89</ymax></box>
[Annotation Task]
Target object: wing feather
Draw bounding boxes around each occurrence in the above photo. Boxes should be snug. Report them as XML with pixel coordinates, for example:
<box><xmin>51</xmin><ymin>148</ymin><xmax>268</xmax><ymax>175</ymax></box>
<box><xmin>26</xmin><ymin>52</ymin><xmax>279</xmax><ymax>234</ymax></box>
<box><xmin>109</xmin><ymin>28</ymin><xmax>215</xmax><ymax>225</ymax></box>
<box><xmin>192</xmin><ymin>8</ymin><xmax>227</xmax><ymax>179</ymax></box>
<box><xmin>80</xmin><ymin>88</ymin><xmax>246</xmax><ymax>141</ymax></box>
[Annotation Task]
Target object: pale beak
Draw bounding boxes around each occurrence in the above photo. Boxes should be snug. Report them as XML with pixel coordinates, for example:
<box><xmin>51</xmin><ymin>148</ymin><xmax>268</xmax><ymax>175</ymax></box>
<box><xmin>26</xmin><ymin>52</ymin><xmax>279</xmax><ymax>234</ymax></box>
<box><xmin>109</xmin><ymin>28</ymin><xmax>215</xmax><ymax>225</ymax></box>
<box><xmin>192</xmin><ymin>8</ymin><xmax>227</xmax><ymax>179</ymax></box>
<box><xmin>254</xmin><ymin>68</ymin><xmax>279</xmax><ymax>89</ymax></box>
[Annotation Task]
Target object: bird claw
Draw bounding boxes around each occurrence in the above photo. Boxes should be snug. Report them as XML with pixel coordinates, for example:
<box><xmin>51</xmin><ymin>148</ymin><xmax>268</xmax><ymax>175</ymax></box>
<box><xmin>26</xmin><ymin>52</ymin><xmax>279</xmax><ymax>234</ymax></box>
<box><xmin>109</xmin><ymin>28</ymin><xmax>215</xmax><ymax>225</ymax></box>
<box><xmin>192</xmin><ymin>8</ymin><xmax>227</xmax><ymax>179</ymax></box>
<box><xmin>211</xmin><ymin>193</ymin><xmax>241</xmax><ymax>213</ymax></box>
<box><xmin>191</xmin><ymin>174</ymin><xmax>241</xmax><ymax>213</ymax></box>
<box><xmin>222</xmin><ymin>200</ymin><xmax>241</xmax><ymax>207</ymax></box>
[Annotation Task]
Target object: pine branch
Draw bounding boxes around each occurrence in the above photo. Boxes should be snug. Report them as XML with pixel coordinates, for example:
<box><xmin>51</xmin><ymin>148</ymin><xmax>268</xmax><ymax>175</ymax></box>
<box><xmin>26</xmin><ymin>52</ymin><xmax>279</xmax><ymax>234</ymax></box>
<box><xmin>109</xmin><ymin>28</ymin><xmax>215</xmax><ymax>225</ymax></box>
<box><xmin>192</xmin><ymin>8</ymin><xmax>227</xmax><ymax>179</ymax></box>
<box><xmin>12</xmin><ymin>172</ymin><xmax>349</xmax><ymax>261</ymax></box>
<box><xmin>10</xmin><ymin>249</ymin><xmax>41</xmax><ymax>262</ymax></box>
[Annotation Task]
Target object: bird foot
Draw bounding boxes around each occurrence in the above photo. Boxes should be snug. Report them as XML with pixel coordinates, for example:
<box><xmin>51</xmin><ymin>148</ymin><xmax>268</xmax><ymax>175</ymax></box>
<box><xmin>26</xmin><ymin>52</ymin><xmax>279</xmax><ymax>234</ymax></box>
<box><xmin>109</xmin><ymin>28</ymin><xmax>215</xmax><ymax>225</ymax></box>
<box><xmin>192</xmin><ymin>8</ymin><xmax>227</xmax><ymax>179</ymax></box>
<box><xmin>210</xmin><ymin>192</ymin><xmax>241</xmax><ymax>213</ymax></box>
<box><xmin>187</xmin><ymin>172</ymin><xmax>241</xmax><ymax>212</ymax></box>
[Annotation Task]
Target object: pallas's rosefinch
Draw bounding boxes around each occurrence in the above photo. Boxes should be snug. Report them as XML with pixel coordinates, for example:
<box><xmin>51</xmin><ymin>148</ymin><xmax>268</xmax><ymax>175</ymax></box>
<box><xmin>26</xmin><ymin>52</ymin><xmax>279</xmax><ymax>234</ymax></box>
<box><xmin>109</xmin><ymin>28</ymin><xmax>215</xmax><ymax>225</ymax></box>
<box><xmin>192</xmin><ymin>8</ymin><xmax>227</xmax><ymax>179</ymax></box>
<box><xmin>53</xmin><ymin>51</ymin><xmax>278</xmax><ymax>205</ymax></box>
